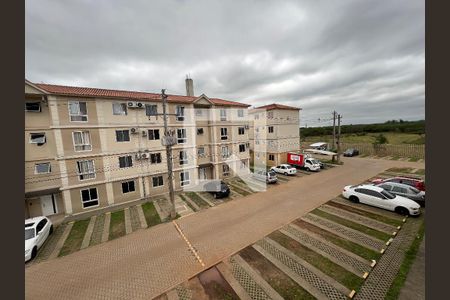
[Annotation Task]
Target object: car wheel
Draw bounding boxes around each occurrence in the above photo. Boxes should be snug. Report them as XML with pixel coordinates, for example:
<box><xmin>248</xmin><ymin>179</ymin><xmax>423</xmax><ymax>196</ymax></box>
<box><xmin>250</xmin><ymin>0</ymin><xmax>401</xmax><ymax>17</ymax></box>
<box><xmin>214</xmin><ymin>193</ymin><xmax>218</xmax><ymax>199</ymax></box>
<box><xmin>31</xmin><ymin>247</ymin><xmax>37</xmax><ymax>260</ymax></box>
<box><xmin>284</xmin><ymin>172</ymin><xmax>288</xmax><ymax>176</ymax></box>
<box><xmin>49</xmin><ymin>225</ymin><xmax>54</xmax><ymax>235</ymax></box>
<box><xmin>349</xmin><ymin>196</ymin><xmax>359</xmax><ymax>203</ymax></box>
<box><xmin>306</xmin><ymin>167</ymin><xmax>310</xmax><ymax>171</ymax></box>
<box><xmin>395</xmin><ymin>207</ymin><xmax>409</xmax><ymax>216</ymax></box>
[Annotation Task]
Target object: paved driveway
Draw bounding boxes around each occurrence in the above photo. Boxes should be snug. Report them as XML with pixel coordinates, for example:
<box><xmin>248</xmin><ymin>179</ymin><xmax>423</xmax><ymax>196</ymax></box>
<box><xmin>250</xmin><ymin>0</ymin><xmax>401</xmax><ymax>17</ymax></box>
<box><xmin>25</xmin><ymin>157</ymin><xmax>424</xmax><ymax>300</ymax></box>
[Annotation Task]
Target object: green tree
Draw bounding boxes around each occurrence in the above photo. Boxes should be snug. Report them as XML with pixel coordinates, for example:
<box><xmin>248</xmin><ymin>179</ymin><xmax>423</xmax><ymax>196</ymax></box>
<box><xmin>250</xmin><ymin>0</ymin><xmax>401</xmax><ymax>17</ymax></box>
<box><xmin>374</xmin><ymin>133</ymin><xmax>388</xmax><ymax>145</ymax></box>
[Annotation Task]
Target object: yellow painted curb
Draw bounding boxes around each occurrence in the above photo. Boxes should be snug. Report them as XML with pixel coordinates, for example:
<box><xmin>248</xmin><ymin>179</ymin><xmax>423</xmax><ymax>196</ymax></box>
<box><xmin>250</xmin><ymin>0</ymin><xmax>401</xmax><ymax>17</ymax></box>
<box><xmin>397</xmin><ymin>226</ymin><xmax>401</xmax><ymax>230</ymax></box>
<box><xmin>349</xmin><ymin>290</ymin><xmax>356</xmax><ymax>298</ymax></box>
<box><xmin>392</xmin><ymin>231</ymin><xmax>397</xmax><ymax>236</ymax></box>
<box><xmin>403</xmin><ymin>218</ymin><xmax>407</xmax><ymax>223</ymax></box>
<box><xmin>363</xmin><ymin>272</ymin><xmax>369</xmax><ymax>279</ymax></box>
<box><xmin>371</xmin><ymin>260</ymin><xmax>377</xmax><ymax>267</ymax></box>
<box><xmin>380</xmin><ymin>248</ymin><xmax>385</xmax><ymax>254</ymax></box>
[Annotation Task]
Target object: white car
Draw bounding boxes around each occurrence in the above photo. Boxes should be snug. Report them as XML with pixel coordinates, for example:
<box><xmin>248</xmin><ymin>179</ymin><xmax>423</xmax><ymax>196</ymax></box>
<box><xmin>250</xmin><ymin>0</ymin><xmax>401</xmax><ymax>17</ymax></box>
<box><xmin>25</xmin><ymin>216</ymin><xmax>53</xmax><ymax>262</ymax></box>
<box><xmin>342</xmin><ymin>184</ymin><xmax>421</xmax><ymax>216</ymax></box>
<box><xmin>271</xmin><ymin>164</ymin><xmax>297</xmax><ymax>176</ymax></box>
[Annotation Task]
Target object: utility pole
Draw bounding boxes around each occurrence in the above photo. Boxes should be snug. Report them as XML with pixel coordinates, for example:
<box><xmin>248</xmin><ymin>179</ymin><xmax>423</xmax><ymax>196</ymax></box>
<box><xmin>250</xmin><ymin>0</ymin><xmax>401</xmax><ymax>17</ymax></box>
<box><xmin>332</xmin><ymin>111</ymin><xmax>336</xmax><ymax>150</ymax></box>
<box><xmin>337</xmin><ymin>114</ymin><xmax>342</xmax><ymax>163</ymax></box>
<box><xmin>161</xmin><ymin>89</ymin><xmax>176</xmax><ymax>219</ymax></box>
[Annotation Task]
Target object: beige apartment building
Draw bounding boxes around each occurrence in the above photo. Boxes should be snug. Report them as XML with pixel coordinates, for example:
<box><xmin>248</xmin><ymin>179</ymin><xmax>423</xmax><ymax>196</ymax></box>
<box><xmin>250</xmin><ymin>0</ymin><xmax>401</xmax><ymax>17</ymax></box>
<box><xmin>249</xmin><ymin>103</ymin><xmax>301</xmax><ymax>167</ymax></box>
<box><xmin>25</xmin><ymin>79</ymin><xmax>250</xmax><ymax>219</ymax></box>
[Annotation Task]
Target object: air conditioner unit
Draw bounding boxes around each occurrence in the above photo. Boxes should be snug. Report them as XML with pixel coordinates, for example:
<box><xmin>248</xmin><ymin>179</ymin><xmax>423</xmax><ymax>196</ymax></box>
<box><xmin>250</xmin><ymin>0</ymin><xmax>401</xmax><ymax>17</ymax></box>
<box><xmin>130</xmin><ymin>127</ymin><xmax>138</xmax><ymax>134</ymax></box>
<box><xmin>142</xmin><ymin>130</ymin><xmax>147</xmax><ymax>137</ymax></box>
<box><xmin>135</xmin><ymin>153</ymin><xmax>141</xmax><ymax>160</ymax></box>
<box><xmin>141</xmin><ymin>153</ymin><xmax>150</xmax><ymax>159</ymax></box>
<box><xmin>127</xmin><ymin>101</ymin><xmax>138</xmax><ymax>108</ymax></box>
<box><xmin>245</xmin><ymin>125</ymin><xmax>249</xmax><ymax>129</ymax></box>
<box><xmin>136</xmin><ymin>102</ymin><xmax>144</xmax><ymax>108</ymax></box>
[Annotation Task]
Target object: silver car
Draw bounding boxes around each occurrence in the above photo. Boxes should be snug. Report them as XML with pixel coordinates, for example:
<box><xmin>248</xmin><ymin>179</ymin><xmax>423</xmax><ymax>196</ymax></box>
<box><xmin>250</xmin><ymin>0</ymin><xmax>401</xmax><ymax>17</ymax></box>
<box><xmin>376</xmin><ymin>182</ymin><xmax>425</xmax><ymax>207</ymax></box>
<box><xmin>252</xmin><ymin>170</ymin><xmax>278</xmax><ymax>183</ymax></box>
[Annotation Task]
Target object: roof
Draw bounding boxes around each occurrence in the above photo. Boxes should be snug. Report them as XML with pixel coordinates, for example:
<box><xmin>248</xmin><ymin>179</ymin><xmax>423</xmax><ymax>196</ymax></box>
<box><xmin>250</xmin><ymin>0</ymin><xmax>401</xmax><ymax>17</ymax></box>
<box><xmin>29</xmin><ymin>82</ymin><xmax>250</xmax><ymax>107</ymax></box>
<box><xmin>251</xmin><ymin>103</ymin><xmax>301</xmax><ymax>111</ymax></box>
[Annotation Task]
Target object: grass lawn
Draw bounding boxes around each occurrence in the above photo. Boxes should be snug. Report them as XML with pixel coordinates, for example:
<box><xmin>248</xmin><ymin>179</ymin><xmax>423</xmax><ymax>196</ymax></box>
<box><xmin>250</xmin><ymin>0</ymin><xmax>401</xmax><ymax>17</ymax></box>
<box><xmin>327</xmin><ymin>201</ymin><xmax>403</xmax><ymax>227</ymax></box>
<box><xmin>386</xmin><ymin>167</ymin><xmax>415</xmax><ymax>174</ymax></box>
<box><xmin>185</xmin><ymin>192</ymin><xmax>210</xmax><ymax>208</ymax></box>
<box><xmin>179</xmin><ymin>194</ymin><xmax>198</xmax><ymax>211</ymax></box>
<box><xmin>312</xmin><ymin>209</ymin><xmax>392</xmax><ymax>241</ymax></box>
<box><xmin>415</xmin><ymin>169</ymin><xmax>425</xmax><ymax>175</ymax></box>
<box><xmin>385</xmin><ymin>220</ymin><xmax>425</xmax><ymax>300</ymax></box>
<box><xmin>240</xmin><ymin>247</ymin><xmax>315</xmax><ymax>300</ymax></box>
<box><xmin>295</xmin><ymin>219</ymin><xmax>382</xmax><ymax>261</ymax></box>
<box><xmin>409</xmin><ymin>157</ymin><xmax>420</xmax><ymax>162</ymax></box>
<box><xmin>142</xmin><ymin>201</ymin><xmax>162</xmax><ymax>227</ymax></box>
<box><xmin>303</xmin><ymin>132</ymin><xmax>425</xmax><ymax>145</ymax></box>
<box><xmin>59</xmin><ymin>218</ymin><xmax>90</xmax><ymax>257</ymax></box>
<box><xmin>228</xmin><ymin>184</ymin><xmax>252</xmax><ymax>196</ymax></box>
<box><xmin>109</xmin><ymin>210</ymin><xmax>126</xmax><ymax>240</ymax></box>
<box><xmin>269</xmin><ymin>231</ymin><xmax>364</xmax><ymax>291</ymax></box>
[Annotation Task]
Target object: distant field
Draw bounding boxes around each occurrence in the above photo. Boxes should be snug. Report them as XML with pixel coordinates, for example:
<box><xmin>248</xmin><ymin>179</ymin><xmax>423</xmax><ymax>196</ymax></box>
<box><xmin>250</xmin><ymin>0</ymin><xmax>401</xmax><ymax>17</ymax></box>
<box><xmin>302</xmin><ymin>132</ymin><xmax>425</xmax><ymax>145</ymax></box>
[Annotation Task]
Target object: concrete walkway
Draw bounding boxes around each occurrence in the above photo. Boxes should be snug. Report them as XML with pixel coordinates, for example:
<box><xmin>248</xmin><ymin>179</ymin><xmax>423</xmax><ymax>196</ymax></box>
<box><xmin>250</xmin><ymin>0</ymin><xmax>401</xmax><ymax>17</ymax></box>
<box><xmin>25</xmin><ymin>157</ymin><xmax>424</xmax><ymax>300</ymax></box>
<box><xmin>398</xmin><ymin>236</ymin><xmax>425</xmax><ymax>300</ymax></box>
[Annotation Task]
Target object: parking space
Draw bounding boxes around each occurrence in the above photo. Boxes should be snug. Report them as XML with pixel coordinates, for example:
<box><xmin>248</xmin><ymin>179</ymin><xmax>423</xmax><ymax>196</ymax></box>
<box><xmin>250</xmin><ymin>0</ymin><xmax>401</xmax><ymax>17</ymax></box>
<box><xmin>158</xmin><ymin>169</ymin><xmax>424</xmax><ymax>300</ymax></box>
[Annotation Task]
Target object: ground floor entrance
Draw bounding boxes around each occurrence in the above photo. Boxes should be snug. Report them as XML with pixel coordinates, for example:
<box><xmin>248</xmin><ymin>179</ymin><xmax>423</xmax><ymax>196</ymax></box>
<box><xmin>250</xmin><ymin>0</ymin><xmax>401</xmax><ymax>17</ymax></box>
<box><xmin>25</xmin><ymin>191</ymin><xmax>64</xmax><ymax>219</ymax></box>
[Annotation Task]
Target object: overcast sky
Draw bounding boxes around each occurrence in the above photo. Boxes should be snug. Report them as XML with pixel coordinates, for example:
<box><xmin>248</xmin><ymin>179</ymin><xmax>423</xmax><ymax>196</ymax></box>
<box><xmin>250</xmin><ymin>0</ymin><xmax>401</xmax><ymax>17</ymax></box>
<box><xmin>25</xmin><ymin>0</ymin><xmax>424</xmax><ymax>126</ymax></box>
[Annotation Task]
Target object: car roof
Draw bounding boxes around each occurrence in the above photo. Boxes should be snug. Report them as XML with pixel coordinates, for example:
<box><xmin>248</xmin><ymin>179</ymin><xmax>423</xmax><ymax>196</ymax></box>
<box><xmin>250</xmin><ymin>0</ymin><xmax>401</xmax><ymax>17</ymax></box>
<box><xmin>380</xmin><ymin>182</ymin><xmax>415</xmax><ymax>188</ymax></box>
<box><xmin>280</xmin><ymin>164</ymin><xmax>292</xmax><ymax>167</ymax></box>
<box><xmin>354</xmin><ymin>184</ymin><xmax>384</xmax><ymax>192</ymax></box>
<box><xmin>25</xmin><ymin>216</ymin><xmax>46</xmax><ymax>227</ymax></box>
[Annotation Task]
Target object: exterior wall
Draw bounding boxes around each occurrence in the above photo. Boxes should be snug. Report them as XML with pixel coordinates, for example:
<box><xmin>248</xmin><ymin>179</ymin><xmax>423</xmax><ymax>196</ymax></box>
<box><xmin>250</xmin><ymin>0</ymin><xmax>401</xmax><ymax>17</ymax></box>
<box><xmin>69</xmin><ymin>183</ymin><xmax>108</xmax><ymax>214</ymax></box>
<box><xmin>111</xmin><ymin>178</ymin><xmax>141</xmax><ymax>204</ymax></box>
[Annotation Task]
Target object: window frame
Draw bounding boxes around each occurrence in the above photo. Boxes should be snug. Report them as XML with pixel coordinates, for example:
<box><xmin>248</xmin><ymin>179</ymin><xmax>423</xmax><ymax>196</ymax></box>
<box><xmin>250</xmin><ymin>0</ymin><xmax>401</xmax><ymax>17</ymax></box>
<box><xmin>176</xmin><ymin>105</ymin><xmax>185</xmax><ymax>121</ymax></box>
<box><xmin>268</xmin><ymin>126</ymin><xmax>274</xmax><ymax>133</ymax></box>
<box><xmin>148</xmin><ymin>129</ymin><xmax>160</xmax><ymax>140</ymax></box>
<box><xmin>237</xmin><ymin>109</ymin><xmax>244</xmax><ymax>118</ymax></box>
<box><xmin>25</xmin><ymin>102</ymin><xmax>42</xmax><ymax>112</ymax></box>
<box><xmin>239</xmin><ymin>144</ymin><xmax>246</xmax><ymax>153</ymax></box>
<box><xmin>221</xmin><ymin>145</ymin><xmax>230</xmax><ymax>159</ymax></box>
<box><xmin>112</xmin><ymin>102</ymin><xmax>128</xmax><ymax>116</ymax></box>
<box><xmin>179</xmin><ymin>150</ymin><xmax>188</xmax><ymax>165</ymax></box>
<box><xmin>152</xmin><ymin>175</ymin><xmax>164</xmax><ymax>187</ymax></box>
<box><xmin>145</xmin><ymin>104</ymin><xmax>158</xmax><ymax>116</ymax></box>
<box><xmin>220</xmin><ymin>108</ymin><xmax>227</xmax><ymax>121</ymax></box>
<box><xmin>238</xmin><ymin>127</ymin><xmax>245</xmax><ymax>135</ymax></box>
<box><xmin>150</xmin><ymin>153</ymin><xmax>162</xmax><ymax>164</ymax></box>
<box><xmin>29</xmin><ymin>132</ymin><xmax>46</xmax><ymax>144</ymax></box>
<box><xmin>115</xmin><ymin>130</ymin><xmax>131</xmax><ymax>142</ymax></box>
<box><xmin>197</xmin><ymin>147</ymin><xmax>205</xmax><ymax>156</ymax></box>
<box><xmin>35</xmin><ymin>162</ymin><xmax>51</xmax><ymax>174</ymax></box>
<box><xmin>80</xmin><ymin>187</ymin><xmax>99</xmax><ymax>209</ymax></box>
<box><xmin>220</xmin><ymin>128</ymin><xmax>228</xmax><ymax>140</ymax></box>
<box><xmin>121</xmin><ymin>180</ymin><xmax>136</xmax><ymax>194</ymax></box>
<box><xmin>68</xmin><ymin>101</ymin><xmax>88</xmax><ymax>122</ymax></box>
<box><xmin>177</xmin><ymin>128</ymin><xmax>187</xmax><ymax>144</ymax></box>
<box><xmin>76</xmin><ymin>159</ymin><xmax>96</xmax><ymax>181</ymax></box>
<box><xmin>72</xmin><ymin>131</ymin><xmax>92</xmax><ymax>152</ymax></box>
<box><xmin>118</xmin><ymin>155</ymin><xmax>133</xmax><ymax>168</ymax></box>
<box><xmin>268</xmin><ymin>154</ymin><xmax>275</xmax><ymax>161</ymax></box>
<box><xmin>222</xmin><ymin>164</ymin><xmax>230</xmax><ymax>176</ymax></box>
<box><xmin>197</xmin><ymin>128</ymin><xmax>204</xmax><ymax>135</ymax></box>
<box><xmin>180</xmin><ymin>171</ymin><xmax>190</xmax><ymax>186</ymax></box>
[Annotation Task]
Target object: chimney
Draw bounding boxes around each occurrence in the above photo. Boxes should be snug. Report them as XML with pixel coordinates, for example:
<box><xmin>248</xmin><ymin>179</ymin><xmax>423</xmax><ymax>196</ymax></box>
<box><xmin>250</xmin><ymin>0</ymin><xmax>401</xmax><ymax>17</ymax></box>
<box><xmin>185</xmin><ymin>76</ymin><xmax>194</xmax><ymax>97</ymax></box>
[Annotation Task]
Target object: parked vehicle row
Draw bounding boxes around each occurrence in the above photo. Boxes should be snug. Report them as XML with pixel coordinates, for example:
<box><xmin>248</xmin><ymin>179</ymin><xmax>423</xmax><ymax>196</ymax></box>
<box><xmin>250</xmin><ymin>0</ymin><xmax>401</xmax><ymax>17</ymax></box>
<box><xmin>371</xmin><ymin>176</ymin><xmax>425</xmax><ymax>191</ymax></box>
<box><xmin>25</xmin><ymin>216</ymin><xmax>53</xmax><ymax>262</ymax></box>
<box><xmin>287</xmin><ymin>152</ymin><xmax>322</xmax><ymax>171</ymax></box>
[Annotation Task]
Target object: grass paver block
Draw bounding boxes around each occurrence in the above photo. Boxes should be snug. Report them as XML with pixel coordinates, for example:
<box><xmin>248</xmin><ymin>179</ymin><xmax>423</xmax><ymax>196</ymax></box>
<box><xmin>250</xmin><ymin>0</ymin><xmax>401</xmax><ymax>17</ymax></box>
<box><xmin>109</xmin><ymin>210</ymin><xmax>126</xmax><ymax>240</ymax></box>
<box><xmin>59</xmin><ymin>219</ymin><xmax>90</xmax><ymax>257</ymax></box>
<box><xmin>142</xmin><ymin>201</ymin><xmax>162</xmax><ymax>227</ymax></box>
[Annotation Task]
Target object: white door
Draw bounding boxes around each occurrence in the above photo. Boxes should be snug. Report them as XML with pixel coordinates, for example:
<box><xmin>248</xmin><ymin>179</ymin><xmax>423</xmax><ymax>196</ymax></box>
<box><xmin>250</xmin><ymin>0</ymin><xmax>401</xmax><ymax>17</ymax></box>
<box><xmin>199</xmin><ymin>168</ymin><xmax>207</xmax><ymax>180</ymax></box>
<box><xmin>41</xmin><ymin>195</ymin><xmax>57</xmax><ymax>216</ymax></box>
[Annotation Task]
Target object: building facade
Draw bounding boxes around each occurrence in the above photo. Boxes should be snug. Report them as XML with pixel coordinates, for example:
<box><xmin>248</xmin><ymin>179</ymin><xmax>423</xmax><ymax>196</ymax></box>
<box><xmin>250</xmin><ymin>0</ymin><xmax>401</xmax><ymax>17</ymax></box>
<box><xmin>25</xmin><ymin>79</ymin><xmax>250</xmax><ymax>219</ymax></box>
<box><xmin>249</xmin><ymin>104</ymin><xmax>301</xmax><ymax>167</ymax></box>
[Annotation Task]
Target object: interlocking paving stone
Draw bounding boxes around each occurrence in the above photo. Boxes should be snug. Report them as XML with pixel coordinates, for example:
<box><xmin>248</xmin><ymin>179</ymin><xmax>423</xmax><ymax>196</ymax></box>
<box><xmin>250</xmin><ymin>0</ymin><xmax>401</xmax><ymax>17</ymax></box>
<box><xmin>228</xmin><ymin>256</ymin><xmax>272</xmax><ymax>300</ymax></box>
<box><xmin>81</xmin><ymin>216</ymin><xmax>97</xmax><ymax>249</ymax></box>
<box><xmin>33</xmin><ymin>223</ymin><xmax>68</xmax><ymax>264</ymax></box>
<box><xmin>130</xmin><ymin>205</ymin><xmax>142</xmax><ymax>232</ymax></box>
<box><xmin>331</xmin><ymin>197</ymin><xmax>404</xmax><ymax>220</ymax></box>
<box><xmin>303</xmin><ymin>213</ymin><xmax>385</xmax><ymax>251</ymax></box>
<box><xmin>216</xmin><ymin>262</ymin><xmax>252</xmax><ymax>300</ymax></box>
<box><xmin>124</xmin><ymin>208</ymin><xmax>132</xmax><ymax>235</ymax></box>
<box><xmin>281</xmin><ymin>224</ymin><xmax>371</xmax><ymax>276</ymax></box>
<box><xmin>320</xmin><ymin>204</ymin><xmax>397</xmax><ymax>234</ymax></box>
<box><xmin>255</xmin><ymin>237</ymin><xmax>349</xmax><ymax>300</ymax></box>
<box><xmin>233</xmin><ymin>254</ymin><xmax>284</xmax><ymax>300</ymax></box>
<box><xmin>49</xmin><ymin>222</ymin><xmax>74</xmax><ymax>259</ymax></box>
<box><xmin>175</xmin><ymin>284</ymin><xmax>192</xmax><ymax>300</ymax></box>
<box><xmin>89</xmin><ymin>213</ymin><xmax>105</xmax><ymax>246</ymax></box>
<box><xmin>101</xmin><ymin>212</ymin><xmax>111</xmax><ymax>243</ymax></box>
<box><xmin>355</xmin><ymin>217</ymin><xmax>423</xmax><ymax>300</ymax></box>
<box><xmin>166</xmin><ymin>289</ymin><xmax>179</xmax><ymax>300</ymax></box>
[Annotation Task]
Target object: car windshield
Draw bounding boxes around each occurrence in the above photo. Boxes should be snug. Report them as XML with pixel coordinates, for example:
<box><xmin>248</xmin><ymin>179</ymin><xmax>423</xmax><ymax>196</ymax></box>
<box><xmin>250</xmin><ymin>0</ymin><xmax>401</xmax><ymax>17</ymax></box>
<box><xmin>268</xmin><ymin>171</ymin><xmax>276</xmax><ymax>176</ymax></box>
<box><xmin>310</xmin><ymin>159</ymin><xmax>319</xmax><ymax>164</ymax></box>
<box><xmin>380</xmin><ymin>190</ymin><xmax>396</xmax><ymax>199</ymax></box>
<box><xmin>25</xmin><ymin>228</ymin><xmax>35</xmax><ymax>240</ymax></box>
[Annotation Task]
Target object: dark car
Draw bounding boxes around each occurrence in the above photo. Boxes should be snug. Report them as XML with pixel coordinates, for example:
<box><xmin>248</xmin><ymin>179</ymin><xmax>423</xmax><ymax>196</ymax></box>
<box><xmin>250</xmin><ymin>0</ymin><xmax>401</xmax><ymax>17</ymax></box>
<box><xmin>204</xmin><ymin>180</ymin><xmax>230</xmax><ymax>199</ymax></box>
<box><xmin>371</xmin><ymin>176</ymin><xmax>425</xmax><ymax>192</ymax></box>
<box><xmin>343</xmin><ymin>148</ymin><xmax>359</xmax><ymax>157</ymax></box>
<box><xmin>377</xmin><ymin>182</ymin><xmax>425</xmax><ymax>207</ymax></box>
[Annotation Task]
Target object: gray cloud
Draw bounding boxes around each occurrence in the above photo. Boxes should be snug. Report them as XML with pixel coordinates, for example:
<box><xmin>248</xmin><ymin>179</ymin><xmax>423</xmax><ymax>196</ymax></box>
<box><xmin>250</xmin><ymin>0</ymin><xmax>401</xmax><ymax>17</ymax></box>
<box><xmin>26</xmin><ymin>0</ymin><xmax>424</xmax><ymax>126</ymax></box>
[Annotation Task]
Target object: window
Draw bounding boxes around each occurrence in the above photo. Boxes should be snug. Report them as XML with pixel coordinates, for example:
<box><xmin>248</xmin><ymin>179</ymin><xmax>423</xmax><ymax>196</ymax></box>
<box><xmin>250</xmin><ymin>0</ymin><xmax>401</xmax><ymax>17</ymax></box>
<box><xmin>267</xmin><ymin>111</ymin><xmax>274</xmax><ymax>119</ymax></box>
<box><xmin>150</xmin><ymin>153</ymin><xmax>162</xmax><ymax>164</ymax></box>
<box><xmin>238</xmin><ymin>127</ymin><xmax>245</xmax><ymax>135</ymax></box>
<box><xmin>268</xmin><ymin>126</ymin><xmax>274</xmax><ymax>133</ymax></box>
<box><xmin>36</xmin><ymin>219</ymin><xmax>48</xmax><ymax>234</ymax></box>
<box><xmin>76</xmin><ymin>160</ymin><xmax>95</xmax><ymax>180</ymax></box>
<box><xmin>269</xmin><ymin>154</ymin><xmax>275</xmax><ymax>161</ymax></box>
<box><xmin>197</xmin><ymin>128</ymin><xmax>204</xmax><ymax>135</ymax></box>
<box><xmin>25</xmin><ymin>102</ymin><xmax>41</xmax><ymax>112</ymax></box>
<box><xmin>239</xmin><ymin>144</ymin><xmax>246</xmax><ymax>153</ymax></box>
<box><xmin>30</xmin><ymin>133</ymin><xmax>46</xmax><ymax>145</ymax></box>
<box><xmin>118</xmin><ymin>155</ymin><xmax>133</xmax><ymax>168</ymax></box>
<box><xmin>176</xmin><ymin>106</ymin><xmax>185</xmax><ymax>121</ymax></box>
<box><xmin>179</xmin><ymin>150</ymin><xmax>188</xmax><ymax>165</ymax></box>
<box><xmin>220</xmin><ymin>109</ymin><xmax>227</xmax><ymax>121</ymax></box>
<box><xmin>255</xmin><ymin>140</ymin><xmax>260</xmax><ymax>145</ymax></box>
<box><xmin>177</xmin><ymin>129</ymin><xmax>187</xmax><ymax>144</ymax></box>
<box><xmin>197</xmin><ymin>147</ymin><xmax>205</xmax><ymax>156</ymax></box>
<box><xmin>222</xmin><ymin>164</ymin><xmax>230</xmax><ymax>176</ymax></box>
<box><xmin>152</xmin><ymin>176</ymin><xmax>164</xmax><ymax>187</ymax></box>
<box><xmin>81</xmin><ymin>188</ymin><xmax>99</xmax><ymax>208</ymax></box>
<box><xmin>68</xmin><ymin>101</ymin><xmax>88</xmax><ymax>122</ymax></box>
<box><xmin>180</xmin><ymin>171</ymin><xmax>190</xmax><ymax>186</ymax></box>
<box><xmin>221</xmin><ymin>146</ymin><xmax>230</xmax><ymax>159</ymax></box>
<box><xmin>238</xmin><ymin>109</ymin><xmax>244</xmax><ymax>118</ymax></box>
<box><xmin>392</xmin><ymin>186</ymin><xmax>407</xmax><ymax>193</ymax></box>
<box><xmin>145</xmin><ymin>104</ymin><xmax>158</xmax><ymax>116</ymax></box>
<box><xmin>116</xmin><ymin>130</ymin><xmax>130</xmax><ymax>142</ymax></box>
<box><xmin>121</xmin><ymin>180</ymin><xmax>136</xmax><ymax>193</ymax></box>
<box><xmin>380</xmin><ymin>184</ymin><xmax>392</xmax><ymax>191</ymax></box>
<box><xmin>73</xmin><ymin>131</ymin><xmax>92</xmax><ymax>151</ymax></box>
<box><xmin>35</xmin><ymin>163</ymin><xmax>51</xmax><ymax>174</ymax></box>
<box><xmin>220</xmin><ymin>128</ymin><xmax>228</xmax><ymax>140</ymax></box>
<box><xmin>195</xmin><ymin>109</ymin><xmax>203</xmax><ymax>116</ymax></box>
<box><xmin>112</xmin><ymin>103</ymin><xmax>127</xmax><ymax>115</ymax></box>
<box><xmin>148</xmin><ymin>129</ymin><xmax>160</xmax><ymax>140</ymax></box>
